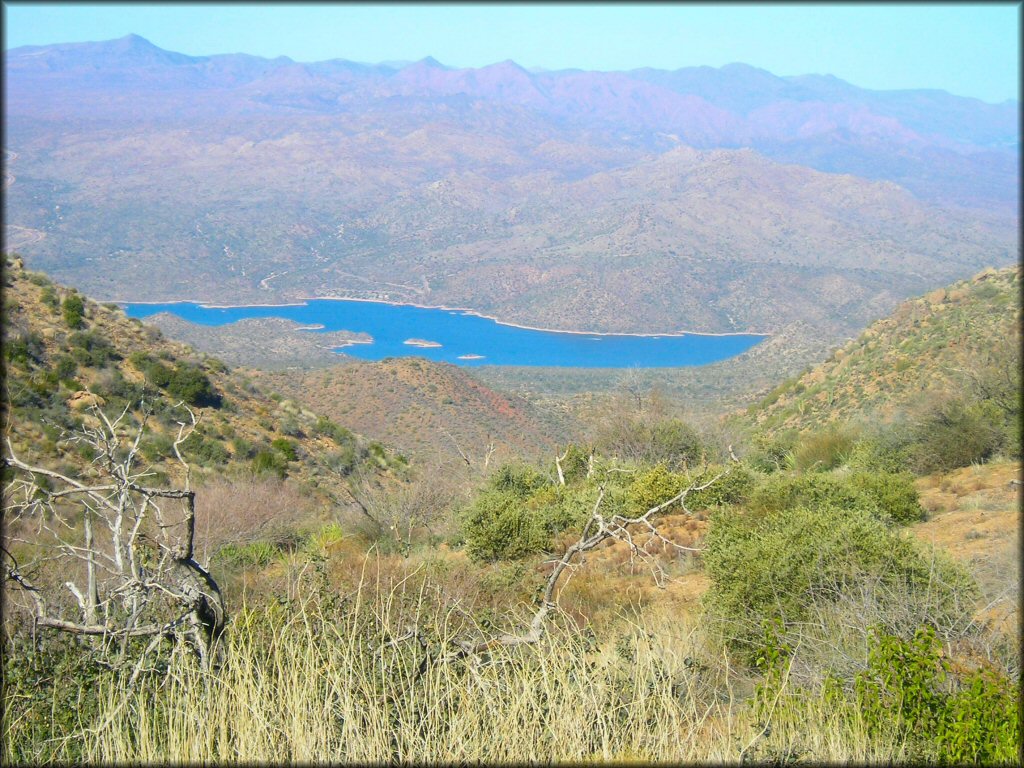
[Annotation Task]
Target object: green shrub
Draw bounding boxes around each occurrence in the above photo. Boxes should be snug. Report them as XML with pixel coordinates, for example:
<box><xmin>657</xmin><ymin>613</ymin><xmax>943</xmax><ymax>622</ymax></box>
<box><xmin>252</xmin><ymin>450</ymin><xmax>287</xmax><ymax>478</ymax></box>
<box><xmin>271</xmin><ymin>437</ymin><xmax>298</xmax><ymax>461</ymax></box>
<box><xmin>792</xmin><ymin>426</ymin><xmax>857</xmax><ymax>472</ymax></box>
<box><xmin>554</xmin><ymin>443</ymin><xmax>592</xmax><ymax>484</ymax></box>
<box><xmin>703</xmin><ymin>504</ymin><xmax>975</xmax><ymax>660</ymax></box>
<box><xmin>67</xmin><ymin>331</ymin><xmax>120</xmax><ymax>367</ymax></box>
<box><xmin>847</xmin><ymin>471</ymin><xmax>924</xmax><ymax>524</ymax></box>
<box><xmin>52</xmin><ymin>354</ymin><xmax>78</xmax><ymax>382</ymax></box>
<box><xmin>26</xmin><ymin>271</ymin><xmax>51</xmax><ymax>286</ymax></box>
<box><xmin>215</xmin><ymin>540</ymin><xmax>279</xmax><ymax>568</ymax></box>
<box><xmin>315</xmin><ymin>416</ymin><xmax>354</xmax><ymax>445</ymax></box>
<box><xmin>140</xmin><ymin>432</ymin><xmax>176</xmax><ymax>464</ymax></box>
<box><xmin>324</xmin><ymin>445</ymin><xmax>361</xmax><ymax>476</ymax></box>
<box><xmin>39</xmin><ymin>285</ymin><xmax>60</xmax><ymax>310</ymax></box>
<box><xmin>855</xmin><ymin>625</ymin><xmax>1020</xmax><ymax>764</ymax></box>
<box><xmin>230</xmin><ymin>436</ymin><xmax>256</xmax><ymax>460</ymax></box>
<box><xmin>685</xmin><ymin>464</ymin><xmax>758</xmax><ymax>510</ymax></box>
<box><xmin>746</xmin><ymin>430</ymin><xmax>798</xmax><ymax>473</ymax></box>
<box><xmin>5</xmin><ymin>330</ymin><xmax>46</xmax><ymax>366</ymax></box>
<box><xmin>593</xmin><ymin>415</ymin><xmax>708</xmax><ymax>469</ymax></box>
<box><xmin>749</xmin><ymin>470</ymin><xmax>923</xmax><ymax>525</ymax></box>
<box><xmin>184</xmin><ymin>432</ymin><xmax>230</xmax><ymax>467</ymax></box>
<box><xmin>846</xmin><ymin>428</ymin><xmax>914</xmax><ymax>474</ymax></box>
<box><xmin>909</xmin><ymin>397</ymin><xmax>1004</xmax><ymax>473</ymax></box>
<box><xmin>461</xmin><ymin>489</ymin><xmax>548</xmax><ymax>562</ymax></box>
<box><xmin>488</xmin><ymin>462</ymin><xmax>550</xmax><ymax>498</ymax></box>
<box><xmin>61</xmin><ymin>294</ymin><xmax>85</xmax><ymax>328</ymax></box>
<box><xmin>167</xmin><ymin>363</ymin><xmax>221</xmax><ymax>408</ymax></box>
<box><xmin>626</xmin><ymin>465</ymin><xmax>686</xmax><ymax>513</ymax></box>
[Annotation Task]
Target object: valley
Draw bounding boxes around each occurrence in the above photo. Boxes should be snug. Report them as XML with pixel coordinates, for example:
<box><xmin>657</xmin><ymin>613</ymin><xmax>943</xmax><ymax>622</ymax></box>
<box><xmin>2</xmin><ymin>24</ymin><xmax>1020</xmax><ymax>765</ymax></box>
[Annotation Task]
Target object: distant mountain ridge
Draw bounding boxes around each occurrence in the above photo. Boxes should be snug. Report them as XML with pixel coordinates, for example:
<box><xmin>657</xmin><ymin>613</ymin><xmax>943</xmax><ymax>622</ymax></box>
<box><xmin>3</xmin><ymin>35</ymin><xmax>1019</xmax><ymax>370</ymax></box>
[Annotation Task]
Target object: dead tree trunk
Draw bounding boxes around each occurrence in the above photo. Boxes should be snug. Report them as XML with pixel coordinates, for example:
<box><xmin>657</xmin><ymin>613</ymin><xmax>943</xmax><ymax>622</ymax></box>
<box><xmin>2</xmin><ymin>400</ymin><xmax>227</xmax><ymax>671</ymax></box>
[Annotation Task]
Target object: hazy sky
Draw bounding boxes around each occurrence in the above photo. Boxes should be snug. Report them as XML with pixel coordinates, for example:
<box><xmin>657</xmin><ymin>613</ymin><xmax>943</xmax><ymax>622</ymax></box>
<box><xmin>4</xmin><ymin>2</ymin><xmax>1020</xmax><ymax>103</ymax></box>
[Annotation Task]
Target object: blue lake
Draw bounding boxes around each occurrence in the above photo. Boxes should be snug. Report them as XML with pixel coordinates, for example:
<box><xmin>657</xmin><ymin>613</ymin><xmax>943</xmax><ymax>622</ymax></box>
<box><xmin>122</xmin><ymin>299</ymin><xmax>766</xmax><ymax>368</ymax></box>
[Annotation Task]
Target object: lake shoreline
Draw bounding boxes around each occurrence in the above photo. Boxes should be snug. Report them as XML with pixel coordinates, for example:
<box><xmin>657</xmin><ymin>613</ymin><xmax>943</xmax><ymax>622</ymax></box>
<box><xmin>121</xmin><ymin>295</ymin><xmax>771</xmax><ymax>340</ymax></box>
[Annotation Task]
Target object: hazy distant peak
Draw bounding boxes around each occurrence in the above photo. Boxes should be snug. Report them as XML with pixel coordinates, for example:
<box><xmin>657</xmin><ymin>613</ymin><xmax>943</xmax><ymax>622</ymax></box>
<box><xmin>414</xmin><ymin>55</ymin><xmax>446</xmax><ymax>69</ymax></box>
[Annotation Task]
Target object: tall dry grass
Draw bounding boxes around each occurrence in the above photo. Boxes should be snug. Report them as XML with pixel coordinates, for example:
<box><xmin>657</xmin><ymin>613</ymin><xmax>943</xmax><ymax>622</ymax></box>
<box><xmin>4</xmin><ymin>564</ymin><xmax>901</xmax><ymax>764</ymax></box>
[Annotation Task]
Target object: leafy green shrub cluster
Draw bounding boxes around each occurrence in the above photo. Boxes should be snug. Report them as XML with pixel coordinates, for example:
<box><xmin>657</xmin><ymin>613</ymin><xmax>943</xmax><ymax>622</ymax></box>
<box><xmin>130</xmin><ymin>353</ymin><xmax>221</xmax><ymax>408</ymax></box>
<box><xmin>461</xmin><ymin>464</ymin><xmax>603</xmax><ymax>562</ymax></box>
<box><xmin>184</xmin><ymin>430</ymin><xmax>230</xmax><ymax>467</ymax></box>
<box><xmin>855</xmin><ymin>625</ymin><xmax>1020</xmax><ymax>763</ymax></box>
<box><xmin>749</xmin><ymin>469</ymin><xmax>924</xmax><ymax>525</ymax></box>
<box><xmin>703</xmin><ymin>503</ymin><xmax>975</xmax><ymax>660</ymax></box>
<box><xmin>214</xmin><ymin>540</ymin><xmax>279</xmax><ymax>568</ymax></box>
<box><xmin>67</xmin><ymin>331</ymin><xmax>121</xmax><ymax>368</ymax></box>
<box><xmin>252</xmin><ymin>449</ymin><xmax>288</xmax><ymax>478</ymax></box>
<box><xmin>271</xmin><ymin>437</ymin><xmax>298</xmax><ymax>461</ymax></box>
<box><xmin>907</xmin><ymin>396</ymin><xmax>1014</xmax><ymax>473</ymax></box>
<box><xmin>61</xmin><ymin>294</ymin><xmax>85</xmax><ymax>329</ymax></box>
<box><xmin>5</xmin><ymin>330</ymin><xmax>46</xmax><ymax>367</ymax></box>
<box><xmin>39</xmin><ymin>285</ymin><xmax>60</xmax><ymax>310</ymax></box>
<box><xmin>315</xmin><ymin>416</ymin><xmax>355</xmax><ymax>446</ymax></box>
<box><xmin>791</xmin><ymin>426</ymin><xmax>857</xmax><ymax>472</ymax></box>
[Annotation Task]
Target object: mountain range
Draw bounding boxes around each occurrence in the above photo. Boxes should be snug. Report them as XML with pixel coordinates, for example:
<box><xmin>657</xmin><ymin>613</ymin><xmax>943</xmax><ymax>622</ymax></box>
<box><xmin>4</xmin><ymin>35</ymin><xmax>1019</xmax><ymax>361</ymax></box>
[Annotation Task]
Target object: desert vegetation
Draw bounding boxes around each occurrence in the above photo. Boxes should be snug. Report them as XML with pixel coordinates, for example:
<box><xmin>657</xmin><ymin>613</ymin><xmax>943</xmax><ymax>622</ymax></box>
<box><xmin>2</xmin><ymin>258</ymin><xmax>1020</xmax><ymax>763</ymax></box>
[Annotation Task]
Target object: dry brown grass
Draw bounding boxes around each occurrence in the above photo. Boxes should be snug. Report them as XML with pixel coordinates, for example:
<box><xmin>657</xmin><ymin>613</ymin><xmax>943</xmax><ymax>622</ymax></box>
<box><xmin>193</xmin><ymin>477</ymin><xmax>328</xmax><ymax>560</ymax></box>
<box><xmin>912</xmin><ymin>460</ymin><xmax>1020</xmax><ymax>637</ymax></box>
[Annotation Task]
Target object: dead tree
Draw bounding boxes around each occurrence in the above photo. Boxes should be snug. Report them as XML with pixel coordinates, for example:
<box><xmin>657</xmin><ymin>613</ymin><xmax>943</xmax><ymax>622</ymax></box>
<box><xmin>2</xmin><ymin>400</ymin><xmax>226</xmax><ymax>676</ymax></box>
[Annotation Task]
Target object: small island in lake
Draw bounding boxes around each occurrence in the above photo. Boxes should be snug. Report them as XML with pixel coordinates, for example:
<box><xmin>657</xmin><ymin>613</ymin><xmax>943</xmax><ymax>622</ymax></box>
<box><xmin>404</xmin><ymin>338</ymin><xmax>443</xmax><ymax>348</ymax></box>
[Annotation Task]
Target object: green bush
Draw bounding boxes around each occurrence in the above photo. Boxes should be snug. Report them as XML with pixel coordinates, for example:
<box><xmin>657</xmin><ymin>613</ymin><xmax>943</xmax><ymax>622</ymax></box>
<box><xmin>488</xmin><ymin>462</ymin><xmax>550</xmax><ymax>498</ymax></box>
<box><xmin>5</xmin><ymin>330</ymin><xmax>46</xmax><ymax>366</ymax></box>
<box><xmin>214</xmin><ymin>540</ymin><xmax>279</xmax><ymax>568</ymax></box>
<box><xmin>749</xmin><ymin>469</ymin><xmax>923</xmax><ymax>525</ymax></box>
<box><xmin>461</xmin><ymin>489</ymin><xmax>548</xmax><ymax>562</ymax></box>
<box><xmin>855</xmin><ymin>625</ymin><xmax>1020</xmax><ymax>764</ymax></box>
<box><xmin>252</xmin><ymin>449</ymin><xmax>287</xmax><ymax>478</ymax></box>
<box><xmin>271</xmin><ymin>437</ymin><xmax>298</xmax><ymax>462</ymax></box>
<box><xmin>184</xmin><ymin>432</ymin><xmax>230</xmax><ymax>467</ymax></box>
<box><xmin>746</xmin><ymin>430</ymin><xmax>798</xmax><ymax>474</ymax></box>
<box><xmin>554</xmin><ymin>443</ymin><xmax>592</xmax><ymax>484</ymax></box>
<box><xmin>703</xmin><ymin>504</ymin><xmax>975</xmax><ymax>660</ymax></box>
<box><xmin>139</xmin><ymin>432</ymin><xmax>176</xmax><ymax>464</ymax></box>
<box><xmin>594</xmin><ymin>416</ymin><xmax>708</xmax><ymax>469</ymax></box>
<box><xmin>61</xmin><ymin>294</ymin><xmax>85</xmax><ymax>329</ymax></box>
<box><xmin>626</xmin><ymin>465</ymin><xmax>686</xmax><ymax>513</ymax></box>
<box><xmin>792</xmin><ymin>426</ymin><xmax>857</xmax><ymax>472</ymax></box>
<box><xmin>315</xmin><ymin>416</ymin><xmax>354</xmax><ymax>445</ymax></box>
<box><xmin>39</xmin><ymin>285</ymin><xmax>60</xmax><ymax>310</ymax></box>
<box><xmin>67</xmin><ymin>331</ymin><xmax>121</xmax><ymax>368</ymax></box>
<box><xmin>167</xmin><ymin>363</ymin><xmax>221</xmax><ymax>408</ymax></box>
<box><xmin>324</xmin><ymin>445</ymin><xmax>361</xmax><ymax>476</ymax></box>
<box><xmin>52</xmin><ymin>354</ymin><xmax>78</xmax><ymax>383</ymax></box>
<box><xmin>685</xmin><ymin>464</ymin><xmax>758</xmax><ymax>510</ymax></box>
<box><xmin>909</xmin><ymin>397</ymin><xmax>1005</xmax><ymax>473</ymax></box>
<box><xmin>846</xmin><ymin>428</ymin><xmax>914</xmax><ymax>474</ymax></box>
<box><xmin>847</xmin><ymin>471</ymin><xmax>924</xmax><ymax>524</ymax></box>
<box><xmin>230</xmin><ymin>436</ymin><xmax>256</xmax><ymax>460</ymax></box>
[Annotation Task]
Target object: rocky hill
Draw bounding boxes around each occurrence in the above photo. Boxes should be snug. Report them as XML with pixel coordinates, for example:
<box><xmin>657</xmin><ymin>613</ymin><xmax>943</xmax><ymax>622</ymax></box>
<box><xmin>746</xmin><ymin>265</ymin><xmax>1021</xmax><ymax>433</ymax></box>
<box><xmin>253</xmin><ymin>357</ymin><xmax>574</xmax><ymax>471</ymax></box>
<box><xmin>1</xmin><ymin>257</ymin><xmax>411</xmax><ymax>547</ymax></box>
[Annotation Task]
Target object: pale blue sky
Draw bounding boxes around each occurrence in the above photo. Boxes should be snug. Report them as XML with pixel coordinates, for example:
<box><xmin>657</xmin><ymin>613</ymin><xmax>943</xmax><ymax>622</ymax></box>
<box><xmin>3</xmin><ymin>3</ymin><xmax>1020</xmax><ymax>103</ymax></box>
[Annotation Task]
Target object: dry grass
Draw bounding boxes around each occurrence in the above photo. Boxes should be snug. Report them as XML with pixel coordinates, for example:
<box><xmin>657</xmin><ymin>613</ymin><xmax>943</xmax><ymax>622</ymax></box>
<box><xmin>4</xmin><ymin>565</ymin><xmax>906</xmax><ymax>765</ymax></box>
<box><xmin>913</xmin><ymin>460</ymin><xmax>1020</xmax><ymax>638</ymax></box>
